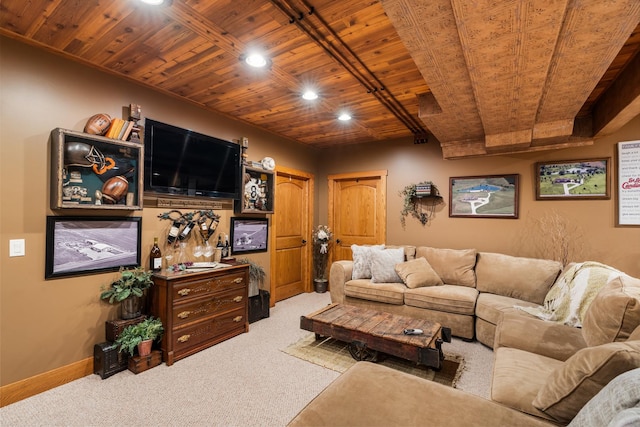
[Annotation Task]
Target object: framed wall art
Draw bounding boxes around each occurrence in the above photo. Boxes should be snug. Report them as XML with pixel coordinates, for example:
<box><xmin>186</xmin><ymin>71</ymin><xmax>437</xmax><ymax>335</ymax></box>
<box><xmin>45</xmin><ymin>216</ymin><xmax>141</xmax><ymax>279</ymax></box>
<box><xmin>618</xmin><ymin>141</ymin><xmax>640</xmax><ymax>225</ymax></box>
<box><xmin>230</xmin><ymin>217</ymin><xmax>269</xmax><ymax>255</ymax></box>
<box><xmin>535</xmin><ymin>158</ymin><xmax>610</xmax><ymax>200</ymax></box>
<box><xmin>449</xmin><ymin>174</ymin><xmax>519</xmax><ymax>219</ymax></box>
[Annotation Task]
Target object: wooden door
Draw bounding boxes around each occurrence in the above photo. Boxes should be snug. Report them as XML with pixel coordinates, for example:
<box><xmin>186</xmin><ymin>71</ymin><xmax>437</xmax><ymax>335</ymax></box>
<box><xmin>328</xmin><ymin>170</ymin><xmax>387</xmax><ymax>263</ymax></box>
<box><xmin>271</xmin><ymin>167</ymin><xmax>314</xmax><ymax>303</ymax></box>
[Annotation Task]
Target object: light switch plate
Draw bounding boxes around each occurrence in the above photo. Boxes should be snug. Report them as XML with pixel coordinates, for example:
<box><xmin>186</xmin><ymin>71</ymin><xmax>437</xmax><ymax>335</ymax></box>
<box><xmin>9</xmin><ymin>239</ymin><xmax>25</xmax><ymax>257</ymax></box>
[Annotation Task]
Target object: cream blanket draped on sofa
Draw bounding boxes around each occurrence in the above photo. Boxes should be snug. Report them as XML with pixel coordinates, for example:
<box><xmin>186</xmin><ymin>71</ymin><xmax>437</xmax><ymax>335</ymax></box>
<box><xmin>516</xmin><ymin>261</ymin><xmax>624</xmax><ymax>327</ymax></box>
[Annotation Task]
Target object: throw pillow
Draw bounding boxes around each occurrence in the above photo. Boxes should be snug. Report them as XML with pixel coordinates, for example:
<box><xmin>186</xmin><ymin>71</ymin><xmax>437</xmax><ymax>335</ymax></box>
<box><xmin>351</xmin><ymin>244</ymin><xmax>384</xmax><ymax>280</ymax></box>
<box><xmin>370</xmin><ymin>247</ymin><xmax>405</xmax><ymax>283</ymax></box>
<box><xmin>567</xmin><ymin>368</ymin><xmax>640</xmax><ymax>427</ymax></box>
<box><xmin>533</xmin><ymin>340</ymin><xmax>640</xmax><ymax>424</ymax></box>
<box><xmin>394</xmin><ymin>257</ymin><xmax>443</xmax><ymax>288</ymax></box>
<box><xmin>581</xmin><ymin>274</ymin><xmax>640</xmax><ymax>346</ymax></box>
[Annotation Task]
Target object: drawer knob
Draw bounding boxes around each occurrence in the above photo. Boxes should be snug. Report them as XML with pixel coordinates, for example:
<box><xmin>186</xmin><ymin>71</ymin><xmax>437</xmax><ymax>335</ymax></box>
<box><xmin>178</xmin><ymin>288</ymin><xmax>191</xmax><ymax>296</ymax></box>
<box><xmin>177</xmin><ymin>311</ymin><xmax>191</xmax><ymax>319</ymax></box>
<box><xmin>178</xmin><ymin>334</ymin><xmax>191</xmax><ymax>343</ymax></box>
<box><xmin>233</xmin><ymin>316</ymin><xmax>243</xmax><ymax>323</ymax></box>
<box><xmin>233</xmin><ymin>296</ymin><xmax>243</xmax><ymax>303</ymax></box>
<box><xmin>233</xmin><ymin>277</ymin><xmax>243</xmax><ymax>284</ymax></box>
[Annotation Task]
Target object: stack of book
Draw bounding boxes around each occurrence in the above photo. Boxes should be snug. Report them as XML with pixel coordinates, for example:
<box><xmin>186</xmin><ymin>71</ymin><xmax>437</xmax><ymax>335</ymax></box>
<box><xmin>105</xmin><ymin>118</ymin><xmax>135</xmax><ymax>141</ymax></box>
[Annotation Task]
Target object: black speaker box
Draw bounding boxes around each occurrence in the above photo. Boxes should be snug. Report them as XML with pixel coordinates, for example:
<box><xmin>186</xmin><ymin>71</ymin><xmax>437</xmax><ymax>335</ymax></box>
<box><xmin>248</xmin><ymin>290</ymin><xmax>270</xmax><ymax>323</ymax></box>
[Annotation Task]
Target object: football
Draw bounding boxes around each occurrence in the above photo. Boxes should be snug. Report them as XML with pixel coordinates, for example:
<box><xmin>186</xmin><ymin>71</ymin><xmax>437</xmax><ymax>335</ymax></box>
<box><xmin>84</xmin><ymin>113</ymin><xmax>112</xmax><ymax>135</ymax></box>
<box><xmin>101</xmin><ymin>175</ymin><xmax>129</xmax><ymax>204</ymax></box>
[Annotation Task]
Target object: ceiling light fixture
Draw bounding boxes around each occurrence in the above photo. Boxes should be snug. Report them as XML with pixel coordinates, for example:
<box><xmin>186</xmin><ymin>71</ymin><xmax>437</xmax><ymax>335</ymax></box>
<box><xmin>338</xmin><ymin>113</ymin><xmax>352</xmax><ymax>121</ymax></box>
<box><xmin>244</xmin><ymin>53</ymin><xmax>269</xmax><ymax>68</ymax></box>
<box><xmin>139</xmin><ymin>0</ymin><xmax>165</xmax><ymax>5</ymax></box>
<box><xmin>302</xmin><ymin>90</ymin><xmax>318</xmax><ymax>100</ymax></box>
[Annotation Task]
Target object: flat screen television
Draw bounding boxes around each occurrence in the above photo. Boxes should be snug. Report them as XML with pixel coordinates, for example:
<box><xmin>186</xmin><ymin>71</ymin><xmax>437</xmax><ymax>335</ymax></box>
<box><xmin>144</xmin><ymin>119</ymin><xmax>241</xmax><ymax>200</ymax></box>
<box><xmin>230</xmin><ymin>217</ymin><xmax>269</xmax><ymax>254</ymax></box>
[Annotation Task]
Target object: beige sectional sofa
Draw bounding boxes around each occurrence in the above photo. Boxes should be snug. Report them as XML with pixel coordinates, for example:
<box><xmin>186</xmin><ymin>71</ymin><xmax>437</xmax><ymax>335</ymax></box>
<box><xmin>290</xmin><ymin>271</ymin><xmax>640</xmax><ymax>426</ymax></box>
<box><xmin>330</xmin><ymin>245</ymin><xmax>564</xmax><ymax>346</ymax></box>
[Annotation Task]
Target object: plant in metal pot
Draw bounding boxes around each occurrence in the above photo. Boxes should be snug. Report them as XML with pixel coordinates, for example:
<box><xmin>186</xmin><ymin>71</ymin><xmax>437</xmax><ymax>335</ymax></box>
<box><xmin>100</xmin><ymin>267</ymin><xmax>154</xmax><ymax>319</ymax></box>
<box><xmin>312</xmin><ymin>225</ymin><xmax>333</xmax><ymax>292</ymax></box>
<box><xmin>237</xmin><ymin>258</ymin><xmax>265</xmax><ymax>297</ymax></box>
<box><xmin>115</xmin><ymin>317</ymin><xmax>164</xmax><ymax>357</ymax></box>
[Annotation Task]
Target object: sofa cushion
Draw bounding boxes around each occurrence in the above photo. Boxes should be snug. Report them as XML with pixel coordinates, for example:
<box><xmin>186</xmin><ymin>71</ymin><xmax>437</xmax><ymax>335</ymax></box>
<box><xmin>395</xmin><ymin>257</ymin><xmax>443</xmax><ymax>289</ymax></box>
<box><xmin>491</xmin><ymin>347</ymin><xmax>562</xmax><ymax>421</ymax></box>
<box><xmin>344</xmin><ymin>280</ymin><xmax>405</xmax><ymax>305</ymax></box>
<box><xmin>568</xmin><ymin>368</ymin><xmax>640</xmax><ymax>427</ymax></box>
<box><xmin>415</xmin><ymin>246</ymin><xmax>477</xmax><ymax>287</ymax></box>
<box><xmin>351</xmin><ymin>244</ymin><xmax>384</xmax><ymax>279</ymax></box>
<box><xmin>405</xmin><ymin>285</ymin><xmax>478</xmax><ymax>315</ymax></box>
<box><xmin>476</xmin><ymin>252</ymin><xmax>562</xmax><ymax>304</ymax></box>
<box><xmin>475</xmin><ymin>292</ymin><xmax>539</xmax><ymax>326</ymax></box>
<box><xmin>370</xmin><ymin>247</ymin><xmax>405</xmax><ymax>283</ymax></box>
<box><xmin>533</xmin><ymin>340</ymin><xmax>640</xmax><ymax>424</ymax></box>
<box><xmin>581</xmin><ymin>274</ymin><xmax>640</xmax><ymax>346</ymax></box>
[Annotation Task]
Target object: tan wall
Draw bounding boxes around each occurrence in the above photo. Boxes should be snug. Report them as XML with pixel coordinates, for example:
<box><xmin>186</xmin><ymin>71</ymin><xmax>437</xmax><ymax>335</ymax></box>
<box><xmin>0</xmin><ymin>37</ymin><xmax>318</xmax><ymax>386</ymax></box>
<box><xmin>318</xmin><ymin>117</ymin><xmax>640</xmax><ymax>277</ymax></box>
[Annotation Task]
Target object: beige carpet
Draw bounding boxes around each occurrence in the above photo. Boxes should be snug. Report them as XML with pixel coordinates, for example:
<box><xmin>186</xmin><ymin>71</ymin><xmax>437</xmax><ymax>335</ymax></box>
<box><xmin>283</xmin><ymin>334</ymin><xmax>464</xmax><ymax>387</ymax></box>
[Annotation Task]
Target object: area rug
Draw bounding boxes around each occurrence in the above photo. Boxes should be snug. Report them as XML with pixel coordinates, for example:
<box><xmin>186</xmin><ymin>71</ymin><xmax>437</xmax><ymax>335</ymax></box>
<box><xmin>283</xmin><ymin>334</ymin><xmax>465</xmax><ymax>387</ymax></box>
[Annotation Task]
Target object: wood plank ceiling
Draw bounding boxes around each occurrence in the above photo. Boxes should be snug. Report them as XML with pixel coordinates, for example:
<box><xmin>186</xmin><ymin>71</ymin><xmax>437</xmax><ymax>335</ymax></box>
<box><xmin>1</xmin><ymin>0</ymin><xmax>638</xmax><ymax>159</ymax></box>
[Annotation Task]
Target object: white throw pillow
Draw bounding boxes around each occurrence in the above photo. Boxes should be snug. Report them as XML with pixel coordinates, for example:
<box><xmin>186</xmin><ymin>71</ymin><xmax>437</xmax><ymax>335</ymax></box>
<box><xmin>351</xmin><ymin>244</ymin><xmax>384</xmax><ymax>279</ymax></box>
<box><xmin>370</xmin><ymin>247</ymin><xmax>405</xmax><ymax>283</ymax></box>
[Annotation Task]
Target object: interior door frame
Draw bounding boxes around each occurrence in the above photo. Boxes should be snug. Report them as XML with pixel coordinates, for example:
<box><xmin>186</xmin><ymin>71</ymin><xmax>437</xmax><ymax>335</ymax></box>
<box><xmin>270</xmin><ymin>165</ymin><xmax>315</xmax><ymax>304</ymax></box>
<box><xmin>328</xmin><ymin>169</ymin><xmax>387</xmax><ymax>263</ymax></box>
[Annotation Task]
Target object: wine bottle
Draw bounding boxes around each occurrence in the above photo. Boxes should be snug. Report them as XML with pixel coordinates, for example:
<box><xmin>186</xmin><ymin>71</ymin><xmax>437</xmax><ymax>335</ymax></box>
<box><xmin>150</xmin><ymin>237</ymin><xmax>162</xmax><ymax>272</ymax></box>
<box><xmin>199</xmin><ymin>219</ymin><xmax>209</xmax><ymax>241</ymax></box>
<box><xmin>216</xmin><ymin>235</ymin><xmax>224</xmax><ymax>250</ymax></box>
<box><xmin>222</xmin><ymin>235</ymin><xmax>230</xmax><ymax>258</ymax></box>
<box><xmin>179</xmin><ymin>220</ymin><xmax>195</xmax><ymax>240</ymax></box>
<box><xmin>167</xmin><ymin>220</ymin><xmax>181</xmax><ymax>245</ymax></box>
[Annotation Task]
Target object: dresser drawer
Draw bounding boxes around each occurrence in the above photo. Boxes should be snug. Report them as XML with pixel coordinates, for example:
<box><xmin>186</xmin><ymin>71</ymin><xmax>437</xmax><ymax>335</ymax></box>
<box><xmin>171</xmin><ymin>271</ymin><xmax>246</xmax><ymax>301</ymax></box>
<box><xmin>172</xmin><ymin>308</ymin><xmax>246</xmax><ymax>353</ymax></box>
<box><xmin>172</xmin><ymin>287</ymin><xmax>245</xmax><ymax>327</ymax></box>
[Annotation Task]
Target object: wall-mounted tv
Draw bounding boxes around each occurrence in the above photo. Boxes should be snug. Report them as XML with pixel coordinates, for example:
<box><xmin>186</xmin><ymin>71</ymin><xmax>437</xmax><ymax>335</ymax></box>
<box><xmin>144</xmin><ymin>119</ymin><xmax>241</xmax><ymax>200</ymax></box>
<box><xmin>230</xmin><ymin>217</ymin><xmax>269</xmax><ymax>255</ymax></box>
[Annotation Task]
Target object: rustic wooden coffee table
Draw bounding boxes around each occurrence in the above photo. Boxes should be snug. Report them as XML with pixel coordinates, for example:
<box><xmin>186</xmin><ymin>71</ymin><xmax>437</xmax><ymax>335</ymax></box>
<box><xmin>300</xmin><ymin>303</ymin><xmax>451</xmax><ymax>370</ymax></box>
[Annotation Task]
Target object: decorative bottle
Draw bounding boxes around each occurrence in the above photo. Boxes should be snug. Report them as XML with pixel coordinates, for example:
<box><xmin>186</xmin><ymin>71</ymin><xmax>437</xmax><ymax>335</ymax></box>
<box><xmin>179</xmin><ymin>220</ymin><xmax>195</xmax><ymax>240</ymax></box>
<box><xmin>150</xmin><ymin>237</ymin><xmax>162</xmax><ymax>272</ymax></box>
<box><xmin>167</xmin><ymin>220</ymin><xmax>181</xmax><ymax>245</ymax></box>
<box><xmin>222</xmin><ymin>235</ymin><xmax>230</xmax><ymax>258</ymax></box>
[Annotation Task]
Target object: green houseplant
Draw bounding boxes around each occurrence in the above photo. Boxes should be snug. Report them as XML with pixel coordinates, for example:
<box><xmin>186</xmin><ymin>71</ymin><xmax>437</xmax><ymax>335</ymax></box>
<box><xmin>115</xmin><ymin>317</ymin><xmax>164</xmax><ymax>357</ymax></box>
<box><xmin>237</xmin><ymin>258</ymin><xmax>265</xmax><ymax>297</ymax></box>
<box><xmin>100</xmin><ymin>267</ymin><xmax>154</xmax><ymax>319</ymax></box>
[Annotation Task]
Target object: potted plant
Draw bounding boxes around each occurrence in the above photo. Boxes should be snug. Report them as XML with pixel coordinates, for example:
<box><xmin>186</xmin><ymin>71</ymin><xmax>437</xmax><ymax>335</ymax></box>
<box><xmin>237</xmin><ymin>258</ymin><xmax>265</xmax><ymax>297</ymax></box>
<box><xmin>312</xmin><ymin>225</ymin><xmax>333</xmax><ymax>293</ymax></box>
<box><xmin>100</xmin><ymin>267</ymin><xmax>154</xmax><ymax>319</ymax></box>
<box><xmin>115</xmin><ymin>317</ymin><xmax>164</xmax><ymax>357</ymax></box>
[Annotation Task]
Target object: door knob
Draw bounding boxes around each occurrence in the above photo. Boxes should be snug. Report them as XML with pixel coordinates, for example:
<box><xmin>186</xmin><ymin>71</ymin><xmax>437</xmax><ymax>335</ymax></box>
<box><xmin>336</xmin><ymin>239</ymin><xmax>341</xmax><ymax>244</ymax></box>
<box><xmin>302</xmin><ymin>239</ymin><xmax>307</xmax><ymax>244</ymax></box>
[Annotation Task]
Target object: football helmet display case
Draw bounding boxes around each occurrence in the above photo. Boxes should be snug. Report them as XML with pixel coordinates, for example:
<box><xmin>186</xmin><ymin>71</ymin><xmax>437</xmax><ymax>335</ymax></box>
<box><xmin>235</xmin><ymin>165</ymin><xmax>275</xmax><ymax>214</ymax></box>
<box><xmin>50</xmin><ymin>128</ymin><xmax>143</xmax><ymax>210</ymax></box>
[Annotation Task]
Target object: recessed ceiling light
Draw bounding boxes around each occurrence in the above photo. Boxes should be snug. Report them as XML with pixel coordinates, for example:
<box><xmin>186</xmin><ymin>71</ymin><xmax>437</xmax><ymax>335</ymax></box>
<box><xmin>302</xmin><ymin>90</ymin><xmax>318</xmax><ymax>100</ymax></box>
<box><xmin>245</xmin><ymin>53</ymin><xmax>268</xmax><ymax>68</ymax></box>
<box><xmin>338</xmin><ymin>113</ymin><xmax>352</xmax><ymax>121</ymax></box>
<box><xmin>139</xmin><ymin>0</ymin><xmax>165</xmax><ymax>5</ymax></box>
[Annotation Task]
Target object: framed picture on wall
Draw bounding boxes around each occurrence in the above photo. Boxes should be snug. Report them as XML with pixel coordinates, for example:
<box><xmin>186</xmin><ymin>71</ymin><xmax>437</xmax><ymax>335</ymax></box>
<box><xmin>449</xmin><ymin>174</ymin><xmax>519</xmax><ymax>218</ymax></box>
<box><xmin>230</xmin><ymin>217</ymin><xmax>269</xmax><ymax>255</ymax></box>
<box><xmin>45</xmin><ymin>216</ymin><xmax>141</xmax><ymax>279</ymax></box>
<box><xmin>535</xmin><ymin>158</ymin><xmax>611</xmax><ymax>200</ymax></box>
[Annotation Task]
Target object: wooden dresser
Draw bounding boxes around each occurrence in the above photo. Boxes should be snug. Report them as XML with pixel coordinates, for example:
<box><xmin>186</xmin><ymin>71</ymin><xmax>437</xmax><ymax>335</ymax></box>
<box><xmin>150</xmin><ymin>264</ymin><xmax>249</xmax><ymax>365</ymax></box>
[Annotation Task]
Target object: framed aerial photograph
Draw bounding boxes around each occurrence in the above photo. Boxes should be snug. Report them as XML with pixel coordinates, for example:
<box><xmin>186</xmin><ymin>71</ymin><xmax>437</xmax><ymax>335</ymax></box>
<box><xmin>45</xmin><ymin>216</ymin><xmax>141</xmax><ymax>279</ymax></box>
<box><xmin>230</xmin><ymin>217</ymin><xmax>269</xmax><ymax>255</ymax></box>
<box><xmin>449</xmin><ymin>174</ymin><xmax>519</xmax><ymax>219</ymax></box>
<box><xmin>535</xmin><ymin>158</ymin><xmax>610</xmax><ymax>200</ymax></box>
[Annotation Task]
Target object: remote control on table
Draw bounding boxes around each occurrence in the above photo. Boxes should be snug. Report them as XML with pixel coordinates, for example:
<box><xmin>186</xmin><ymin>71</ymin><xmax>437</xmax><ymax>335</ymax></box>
<box><xmin>403</xmin><ymin>328</ymin><xmax>423</xmax><ymax>335</ymax></box>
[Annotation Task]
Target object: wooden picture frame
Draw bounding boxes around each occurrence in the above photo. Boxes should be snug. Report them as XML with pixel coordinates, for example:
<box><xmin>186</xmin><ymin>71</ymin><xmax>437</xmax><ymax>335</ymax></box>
<box><xmin>45</xmin><ymin>216</ymin><xmax>141</xmax><ymax>279</ymax></box>
<box><xmin>449</xmin><ymin>174</ymin><xmax>519</xmax><ymax>219</ymax></box>
<box><xmin>535</xmin><ymin>158</ymin><xmax>610</xmax><ymax>200</ymax></box>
